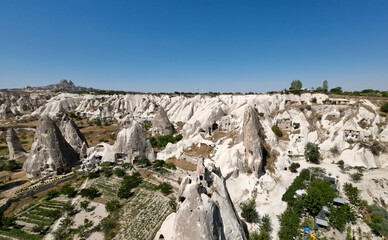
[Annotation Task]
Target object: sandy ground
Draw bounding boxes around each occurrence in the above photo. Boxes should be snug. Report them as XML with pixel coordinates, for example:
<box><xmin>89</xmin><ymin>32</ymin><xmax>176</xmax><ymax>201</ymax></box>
<box><xmin>73</xmin><ymin>202</ymin><xmax>108</xmax><ymax>240</ymax></box>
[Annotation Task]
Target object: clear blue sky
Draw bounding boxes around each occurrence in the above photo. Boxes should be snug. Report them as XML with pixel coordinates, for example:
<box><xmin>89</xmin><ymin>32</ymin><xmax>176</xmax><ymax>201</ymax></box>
<box><xmin>0</xmin><ymin>0</ymin><xmax>387</xmax><ymax>93</ymax></box>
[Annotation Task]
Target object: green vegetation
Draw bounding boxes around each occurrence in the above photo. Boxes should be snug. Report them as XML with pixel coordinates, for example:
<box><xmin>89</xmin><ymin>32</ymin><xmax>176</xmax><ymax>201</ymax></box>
<box><xmin>271</xmin><ymin>125</ymin><xmax>283</xmax><ymax>137</ymax></box>
<box><xmin>381</xmin><ymin>102</ymin><xmax>388</xmax><ymax>113</ymax></box>
<box><xmin>113</xmin><ymin>168</ymin><xmax>126</xmax><ymax>177</ymax></box>
<box><xmin>240</xmin><ymin>199</ymin><xmax>259</xmax><ymax>223</ymax></box>
<box><xmin>290</xmin><ymin>80</ymin><xmax>303</xmax><ymax>91</ymax></box>
<box><xmin>367</xmin><ymin>204</ymin><xmax>388</xmax><ymax>237</ymax></box>
<box><xmin>117</xmin><ymin>172</ymin><xmax>143</xmax><ymax>198</ymax></box>
<box><xmin>102</xmin><ymin>167</ymin><xmax>113</xmax><ymax>177</ymax></box>
<box><xmin>329</xmin><ymin>203</ymin><xmax>356</xmax><ymax>231</ymax></box>
<box><xmin>289</xmin><ymin>162</ymin><xmax>300</xmax><ymax>172</ymax></box>
<box><xmin>87</xmin><ymin>171</ymin><xmax>100</xmax><ymax>179</ymax></box>
<box><xmin>343</xmin><ymin>183</ymin><xmax>360</xmax><ymax>206</ymax></box>
<box><xmin>1</xmin><ymin>160</ymin><xmax>22</xmax><ymax>172</ymax></box>
<box><xmin>151</xmin><ymin>160</ymin><xmax>176</xmax><ymax>174</ymax></box>
<box><xmin>337</xmin><ymin>160</ymin><xmax>345</xmax><ymax>170</ymax></box>
<box><xmin>79</xmin><ymin>187</ymin><xmax>100</xmax><ymax>200</ymax></box>
<box><xmin>252</xmin><ymin>214</ymin><xmax>272</xmax><ymax>240</ymax></box>
<box><xmin>305</xmin><ymin>178</ymin><xmax>335</xmax><ymax>215</ymax></box>
<box><xmin>304</xmin><ymin>142</ymin><xmax>320</xmax><ymax>164</ymax></box>
<box><xmin>135</xmin><ymin>156</ymin><xmax>151</xmax><ymax>167</ymax></box>
<box><xmin>278</xmin><ymin>205</ymin><xmax>301</xmax><ymax>240</ymax></box>
<box><xmin>46</xmin><ymin>189</ymin><xmax>60</xmax><ymax>200</ymax></box>
<box><xmin>330</xmin><ymin>87</ymin><xmax>343</xmax><ymax>94</ymax></box>
<box><xmin>80</xmin><ymin>200</ymin><xmax>90</xmax><ymax>210</ymax></box>
<box><xmin>154</xmin><ymin>182</ymin><xmax>173</xmax><ymax>195</ymax></box>
<box><xmin>149</xmin><ymin>134</ymin><xmax>183</xmax><ymax>148</ymax></box>
<box><xmin>350</xmin><ymin>172</ymin><xmax>363</xmax><ymax>182</ymax></box>
<box><xmin>282</xmin><ymin>169</ymin><xmax>311</xmax><ymax>203</ymax></box>
<box><xmin>311</xmin><ymin>97</ymin><xmax>317</xmax><ymax>103</ymax></box>
<box><xmin>105</xmin><ymin>200</ymin><xmax>121</xmax><ymax>213</ymax></box>
<box><xmin>60</xmin><ymin>183</ymin><xmax>77</xmax><ymax>198</ymax></box>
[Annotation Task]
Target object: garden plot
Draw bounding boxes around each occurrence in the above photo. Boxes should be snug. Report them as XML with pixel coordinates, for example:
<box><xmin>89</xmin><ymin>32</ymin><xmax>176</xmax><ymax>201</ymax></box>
<box><xmin>91</xmin><ymin>177</ymin><xmax>120</xmax><ymax>200</ymax></box>
<box><xmin>0</xmin><ymin>200</ymin><xmax>68</xmax><ymax>240</ymax></box>
<box><xmin>113</xmin><ymin>188</ymin><xmax>173</xmax><ymax>240</ymax></box>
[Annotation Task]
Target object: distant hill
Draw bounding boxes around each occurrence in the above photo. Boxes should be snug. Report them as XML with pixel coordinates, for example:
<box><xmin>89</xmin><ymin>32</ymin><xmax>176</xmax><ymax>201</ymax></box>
<box><xmin>25</xmin><ymin>79</ymin><xmax>95</xmax><ymax>93</ymax></box>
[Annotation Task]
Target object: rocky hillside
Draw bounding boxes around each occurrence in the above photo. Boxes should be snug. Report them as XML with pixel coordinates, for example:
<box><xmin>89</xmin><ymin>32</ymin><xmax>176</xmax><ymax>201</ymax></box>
<box><xmin>1</xmin><ymin>90</ymin><xmax>388</xmax><ymax>239</ymax></box>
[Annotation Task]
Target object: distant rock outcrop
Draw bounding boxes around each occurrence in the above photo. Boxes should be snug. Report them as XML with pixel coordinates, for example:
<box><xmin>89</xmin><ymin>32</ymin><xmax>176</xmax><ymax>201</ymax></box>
<box><xmin>152</xmin><ymin>106</ymin><xmax>173</xmax><ymax>136</ymax></box>
<box><xmin>113</xmin><ymin>122</ymin><xmax>155</xmax><ymax>163</ymax></box>
<box><xmin>0</xmin><ymin>105</ymin><xmax>14</xmax><ymax>119</ymax></box>
<box><xmin>60</xmin><ymin>115</ymin><xmax>88</xmax><ymax>157</ymax></box>
<box><xmin>167</xmin><ymin>158</ymin><xmax>247</xmax><ymax>240</ymax></box>
<box><xmin>242</xmin><ymin>106</ymin><xmax>264</xmax><ymax>177</ymax></box>
<box><xmin>6</xmin><ymin>128</ymin><xmax>26</xmax><ymax>159</ymax></box>
<box><xmin>23</xmin><ymin>115</ymin><xmax>79</xmax><ymax>179</ymax></box>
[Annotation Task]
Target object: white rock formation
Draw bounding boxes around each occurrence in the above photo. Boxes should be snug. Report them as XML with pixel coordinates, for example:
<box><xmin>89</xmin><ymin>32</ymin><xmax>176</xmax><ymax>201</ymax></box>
<box><xmin>23</xmin><ymin>115</ymin><xmax>79</xmax><ymax>179</ymax></box>
<box><xmin>6</xmin><ymin>128</ymin><xmax>26</xmax><ymax>159</ymax></box>
<box><xmin>152</xmin><ymin>106</ymin><xmax>173</xmax><ymax>136</ymax></box>
<box><xmin>60</xmin><ymin>115</ymin><xmax>88</xmax><ymax>157</ymax></box>
<box><xmin>113</xmin><ymin>122</ymin><xmax>155</xmax><ymax>162</ymax></box>
<box><xmin>242</xmin><ymin>106</ymin><xmax>264</xmax><ymax>177</ymax></box>
<box><xmin>157</xmin><ymin>158</ymin><xmax>247</xmax><ymax>240</ymax></box>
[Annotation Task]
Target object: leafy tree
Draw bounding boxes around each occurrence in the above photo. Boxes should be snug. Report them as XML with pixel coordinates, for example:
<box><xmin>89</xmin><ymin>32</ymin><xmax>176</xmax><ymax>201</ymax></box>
<box><xmin>305</xmin><ymin>178</ymin><xmax>335</xmax><ymax>215</ymax></box>
<box><xmin>311</xmin><ymin>97</ymin><xmax>317</xmax><ymax>103</ymax></box>
<box><xmin>135</xmin><ymin>156</ymin><xmax>151</xmax><ymax>167</ymax></box>
<box><xmin>322</xmin><ymin>80</ymin><xmax>329</xmax><ymax>92</ymax></box>
<box><xmin>46</xmin><ymin>189</ymin><xmax>60</xmax><ymax>200</ymax></box>
<box><xmin>117</xmin><ymin>172</ymin><xmax>142</xmax><ymax>198</ymax></box>
<box><xmin>156</xmin><ymin>182</ymin><xmax>173</xmax><ymax>195</ymax></box>
<box><xmin>343</xmin><ymin>183</ymin><xmax>360</xmax><ymax>206</ymax></box>
<box><xmin>80</xmin><ymin>200</ymin><xmax>90</xmax><ymax>210</ymax></box>
<box><xmin>304</xmin><ymin>142</ymin><xmax>320</xmax><ymax>164</ymax></box>
<box><xmin>282</xmin><ymin>169</ymin><xmax>311</xmax><ymax>204</ymax></box>
<box><xmin>87</xmin><ymin>171</ymin><xmax>100</xmax><ymax>179</ymax></box>
<box><xmin>337</xmin><ymin>160</ymin><xmax>345</xmax><ymax>170</ymax></box>
<box><xmin>80</xmin><ymin>187</ymin><xmax>100</xmax><ymax>200</ymax></box>
<box><xmin>278</xmin><ymin>206</ymin><xmax>300</xmax><ymax>240</ymax></box>
<box><xmin>289</xmin><ymin>162</ymin><xmax>300</xmax><ymax>173</ymax></box>
<box><xmin>329</xmin><ymin>204</ymin><xmax>356</xmax><ymax>231</ymax></box>
<box><xmin>240</xmin><ymin>199</ymin><xmax>259</xmax><ymax>223</ymax></box>
<box><xmin>330</xmin><ymin>87</ymin><xmax>343</xmax><ymax>94</ymax></box>
<box><xmin>105</xmin><ymin>200</ymin><xmax>121</xmax><ymax>213</ymax></box>
<box><xmin>60</xmin><ymin>183</ymin><xmax>77</xmax><ymax>198</ymax></box>
<box><xmin>290</xmin><ymin>80</ymin><xmax>303</xmax><ymax>91</ymax></box>
<box><xmin>102</xmin><ymin>167</ymin><xmax>113</xmax><ymax>178</ymax></box>
<box><xmin>113</xmin><ymin>168</ymin><xmax>126</xmax><ymax>177</ymax></box>
<box><xmin>381</xmin><ymin>102</ymin><xmax>388</xmax><ymax>113</ymax></box>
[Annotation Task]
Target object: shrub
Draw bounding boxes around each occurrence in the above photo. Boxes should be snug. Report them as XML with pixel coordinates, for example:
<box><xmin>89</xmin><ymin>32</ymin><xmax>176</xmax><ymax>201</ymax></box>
<box><xmin>32</xmin><ymin>224</ymin><xmax>47</xmax><ymax>234</ymax></box>
<box><xmin>122</xmin><ymin>163</ymin><xmax>132</xmax><ymax>169</ymax></box>
<box><xmin>271</xmin><ymin>125</ymin><xmax>283</xmax><ymax>137</ymax></box>
<box><xmin>343</xmin><ymin>183</ymin><xmax>360</xmax><ymax>206</ymax></box>
<box><xmin>149</xmin><ymin>134</ymin><xmax>183</xmax><ymax>148</ymax></box>
<box><xmin>329</xmin><ymin>203</ymin><xmax>356</xmax><ymax>231</ymax></box>
<box><xmin>87</xmin><ymin>171</ymin><xmax>100</xmax><ymax>179</ymax></box>
<box><xmin>117</xmin><ymin>172</ymin><xmax>142</xmax><ymax>198</ymax></box>
<box><xmin>80</xmin><ymin>187</ymin><xmax>100</xmax><ymax>200</ymax></box>
<box><xmin>367</xmin><ymin>204</ymin><xmax>388</xmax><ymax>236</ymax></box>
<box><xmin>80</xmin><ymin>200</ymin><xmax>90</xmax><ymax>210</ymax></box>
<box><xmin>113</xmin><ymin>168</ymin><xmax>126</xmax><ymax>177</ymax></box>
<box><xmin>3</xmin><ymin>160</ymin><xmax>22</xmax><ymax>172</ymax></box>
<box><xmin>240</xmin><ymin>199</ymin><xmax>259</xmax><ymax>223</ymax></box>
<box><xmin>311</xmin><ymin>97</ymin><xmax>317</xmax><ymax>104</ymax></box>
<box><xmin>337</xmin><ymin>160</ymin><xmax>345</xmax><ymax>170</ymax></box>
<box><xmin>156</xmin><ymin>182</ymin><xmax>173</xmax><ymax>195</ymax></box>
<box><xmin>135</xmin><ymin>156</ymin><xmax>151</xmax><ymax>167</ymax></box>
<box><xmin>102</xmin><ymin>167</ymin><xmax>113</xmax><ymax>178</ymax></box>
<box><xmin>289</xmin><ymin>162</ymin><xmax>300</xmax><ymax>172</ymax></box>
<box><xmin>100</xmin><ymin>216</ymin><xmax>118</xmax><ymax>239</ymax></box>
<box><xmin>381</xmin><ymin>102</ymin><xmax>388</xmax><ymax>113</ymax></box>
<box><xmin>60</xmin><ymin>183</ymin><xmax>77</xmax><ymax>198</ymax></box>
<box><xmin>350</xmin><ymin>172</ymin><xmax>363</xmax><ymax>182</ymax></box>
<box><xmin>46</xmin><ymin>189</ymin><xmax>60</xmax><ymax>200</ymax></box>
<box><xmin>105</xmin><ymin>200</ymin><xmax>121</xmax><ymax>213</ymax></box>
<box><xmin>304</xmin><ymin>142</ymin><xmax>320</xmax><ymax>164</ymax></box>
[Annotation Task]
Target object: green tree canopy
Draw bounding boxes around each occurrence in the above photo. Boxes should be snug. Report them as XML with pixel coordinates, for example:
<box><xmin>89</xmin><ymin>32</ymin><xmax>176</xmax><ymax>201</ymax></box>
<box><xmin>290</xmin><ymin>80</ymin><xmax>303</xmax><ymax>91</ymax></box>
<box><xmin>304</xmin><ymin>142</ymin><xmax>320</xmax><ymax>164</ymax></box>
<box><xmin>323</xmin><ymin>80</ymin><xmax>329</xmax><ymax>92</ymax></box>
<box><xmin>305</xmin><ymin>178</ymin><xmax>336</xmax><ymax>215</ymax></box>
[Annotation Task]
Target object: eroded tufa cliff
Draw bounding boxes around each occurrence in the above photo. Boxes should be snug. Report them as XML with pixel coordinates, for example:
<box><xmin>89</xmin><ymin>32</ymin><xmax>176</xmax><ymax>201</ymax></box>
<box><xmin>6</xmin><ymin>128</ymin><xmax>26</xmax><ymax>159</ymax></box>
<box><xmin>23</xmin><ymin>115</ymin><xmax>79</xmax><ymax>179</ymax></box>
<box><xmin>60</xmin><ymin>114</ymin><xmax>88</xmax><ymax>157</ymax></box>
<box><xmin>152</xmin><ymin>106</ymin><xmax>173</xmax><ymax>136</ymax></box>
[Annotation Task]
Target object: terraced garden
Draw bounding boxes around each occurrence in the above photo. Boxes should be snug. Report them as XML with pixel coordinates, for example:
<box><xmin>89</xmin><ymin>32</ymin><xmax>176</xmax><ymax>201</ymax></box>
<box><xmin>91</xmin><ymin>176</ymin><xmax>120</xmax><ymax>200</ymax></box>
<box><xmin>0</xmin><ymin>199</ymin><xmax>68</xmax><ymax>240</ymax></box>
<box><xmin>113</xmin><ymin>187</ymin><xmax>173</xmax><ymax>240</ymax></box>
